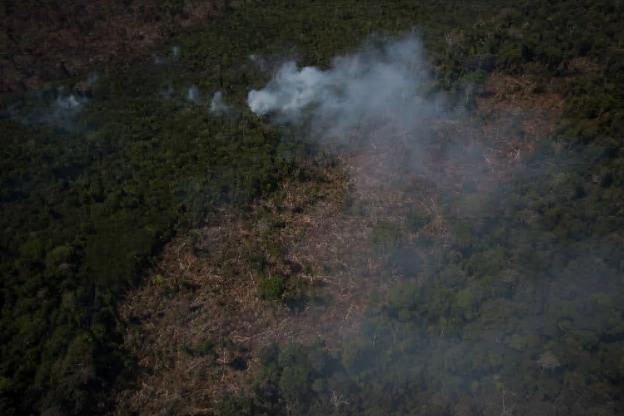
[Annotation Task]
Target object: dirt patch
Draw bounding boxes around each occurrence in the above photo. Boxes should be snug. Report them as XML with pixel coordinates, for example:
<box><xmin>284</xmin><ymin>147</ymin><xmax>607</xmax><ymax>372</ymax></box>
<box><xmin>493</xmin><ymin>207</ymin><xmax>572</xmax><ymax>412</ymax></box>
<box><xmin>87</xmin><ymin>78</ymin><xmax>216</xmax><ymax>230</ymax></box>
<box><xmin>113</xmin><ymin>166</ymin><xmax>358</xmax><ymax>415</ymax></box>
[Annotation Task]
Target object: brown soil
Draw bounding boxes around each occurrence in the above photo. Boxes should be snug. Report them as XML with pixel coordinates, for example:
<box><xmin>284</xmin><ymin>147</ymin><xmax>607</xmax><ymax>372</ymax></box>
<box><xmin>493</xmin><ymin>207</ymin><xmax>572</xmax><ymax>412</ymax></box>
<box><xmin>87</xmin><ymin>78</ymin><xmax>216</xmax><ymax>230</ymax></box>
<box><xmin>0</xmin><ymin>0</ymin><xmax>222</xmax><ymax>99</ymax></box>
<box><xmin>112</xmin><ymin>72</ymin><xmax>564</xmax><ymax>415</ymax></box>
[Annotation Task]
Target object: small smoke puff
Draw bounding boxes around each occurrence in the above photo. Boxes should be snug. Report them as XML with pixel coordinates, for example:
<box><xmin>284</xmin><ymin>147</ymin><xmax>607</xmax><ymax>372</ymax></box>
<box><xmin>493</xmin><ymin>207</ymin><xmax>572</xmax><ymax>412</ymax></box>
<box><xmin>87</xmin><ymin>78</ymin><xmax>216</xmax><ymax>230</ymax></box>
<box><xmin>247</xmin><ymin>34</ymin><xmax>444</xmax><ymax>140</ymax></box>
<box><xmin>6</xmin><ymin>84</ymin><xmax>90</xmax><ymax>131</ymax></box>
<box><xmin>187</xmin><ymin>85</ymin><xmax>200</xmax><ymax>102</ymax></box>
<box><xmin>210</xmin><ymin>91</ymin><xmax>229</xmax><ymax>114</ymax></box>
<box><xmin>54</xmin><ymin>86</ymin><xmax>86</xmax><ymax>111</ymax></box>
<box><xmin>37</xmin><ymin>88</ymin><xmax>88</xmax><ymax>129</ymax></box>
<box><xmin>172</xmin><ymin>46</ymin><xmax>180</xmax><ymax>59</ymax></box>
<box><xmin>55</xmin><ymin>94</ymin><xmax>83</xmax><ymax>110</ymax></box>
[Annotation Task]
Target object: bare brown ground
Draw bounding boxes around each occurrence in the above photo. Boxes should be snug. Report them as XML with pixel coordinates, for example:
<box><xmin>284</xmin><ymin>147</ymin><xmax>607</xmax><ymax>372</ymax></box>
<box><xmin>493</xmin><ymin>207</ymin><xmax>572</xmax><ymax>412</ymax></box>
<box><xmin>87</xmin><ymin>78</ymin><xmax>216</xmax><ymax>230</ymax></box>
<box><xmin>113</xmin><ymin>161</ymin><xmax>412</xmax><ymax>415</ymax></box>
<box><xmin>112</xmin><ymin>72</ymin><xmax>564</xmax><ymax>415</ymax></box>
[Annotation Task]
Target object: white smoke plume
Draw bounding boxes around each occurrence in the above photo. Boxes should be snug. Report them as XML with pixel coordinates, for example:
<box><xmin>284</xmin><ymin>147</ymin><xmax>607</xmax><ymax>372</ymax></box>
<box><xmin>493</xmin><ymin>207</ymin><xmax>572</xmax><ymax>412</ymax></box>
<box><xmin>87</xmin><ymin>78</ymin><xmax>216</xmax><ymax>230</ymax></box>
<box><xmin>210</xmin><ymin>91</ymin><xmax>229</xmax><ymax>114</ymax></box>
<box><xmin>55</xmin><ymin>93</ymin><xmax>84</xmax><ymax>110</ymax></box>
<box><xmin>187</xmin><ymin>85</ymin><xmax>200</xmax><ymax>102</ymax></box>
<box><xmin>42</xmin><ymin>86</ymin><xmax>89</xmax><ymax>128</ymax></box>
<box><xmin>247</xmin><ymin>34</ymin><xmax>448</xmax><ymax>142</ymax></box>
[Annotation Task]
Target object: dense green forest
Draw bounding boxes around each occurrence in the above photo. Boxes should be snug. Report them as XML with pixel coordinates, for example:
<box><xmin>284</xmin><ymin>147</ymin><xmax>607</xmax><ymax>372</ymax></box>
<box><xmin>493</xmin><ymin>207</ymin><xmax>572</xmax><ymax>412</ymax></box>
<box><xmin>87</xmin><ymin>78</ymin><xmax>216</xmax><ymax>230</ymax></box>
<box><xmin>1</xmin><ymin>0</ymin><xmax>624</xmax><ymax>415</ymax></box>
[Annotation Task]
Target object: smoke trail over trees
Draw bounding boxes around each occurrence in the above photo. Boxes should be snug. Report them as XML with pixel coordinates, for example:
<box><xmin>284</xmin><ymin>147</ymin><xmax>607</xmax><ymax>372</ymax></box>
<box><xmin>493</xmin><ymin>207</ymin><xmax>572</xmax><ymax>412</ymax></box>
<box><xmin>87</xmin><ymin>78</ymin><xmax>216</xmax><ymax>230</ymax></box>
<box><xmin>248</xmin><ymin>34</ymin><xmax>448</xmax><ymax>141</ymax></box>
